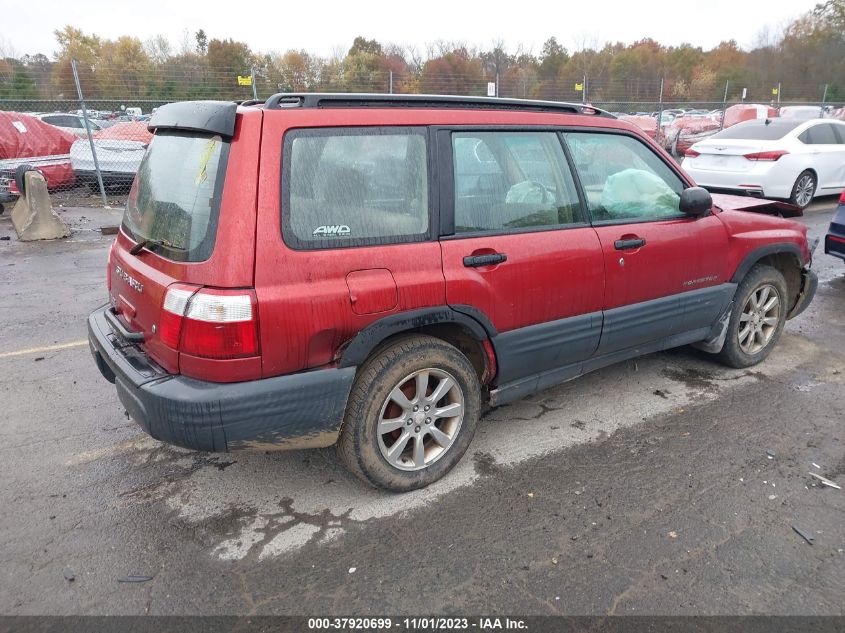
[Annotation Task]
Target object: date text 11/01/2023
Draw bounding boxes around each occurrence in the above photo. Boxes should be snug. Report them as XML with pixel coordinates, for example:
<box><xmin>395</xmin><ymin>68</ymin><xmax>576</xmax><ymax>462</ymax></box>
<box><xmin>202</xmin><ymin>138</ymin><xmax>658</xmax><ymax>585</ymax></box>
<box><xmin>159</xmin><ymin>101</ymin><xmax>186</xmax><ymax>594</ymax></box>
<box><xmin>307</xmin><ymin>617</ymin><xmax>528</xmax><ymax>630</ymax></box>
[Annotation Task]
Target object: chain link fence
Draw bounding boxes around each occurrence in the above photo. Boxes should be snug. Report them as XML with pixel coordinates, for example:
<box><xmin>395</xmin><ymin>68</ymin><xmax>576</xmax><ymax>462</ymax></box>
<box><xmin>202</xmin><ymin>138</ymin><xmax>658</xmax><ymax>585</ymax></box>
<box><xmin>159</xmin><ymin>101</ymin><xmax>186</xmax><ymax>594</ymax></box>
<box><xmin>1</xmin><ymin>66</ymin><xmax>843</xmax><ymax>211</ymax></box>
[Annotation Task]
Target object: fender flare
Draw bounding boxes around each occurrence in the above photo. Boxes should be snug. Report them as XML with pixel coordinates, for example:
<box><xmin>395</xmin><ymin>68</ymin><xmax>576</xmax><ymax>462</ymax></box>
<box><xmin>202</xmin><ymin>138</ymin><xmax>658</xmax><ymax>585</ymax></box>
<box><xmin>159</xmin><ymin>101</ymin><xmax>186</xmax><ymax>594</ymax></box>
<box><xmin>730</xmin><ymin>243</ymin><xmax>803</xmax><ymax>284</ymax></box>
<box><xmin>338</xmin><ymin>305</ymin><xmax>496</xmax><ymax>368</ymax></box>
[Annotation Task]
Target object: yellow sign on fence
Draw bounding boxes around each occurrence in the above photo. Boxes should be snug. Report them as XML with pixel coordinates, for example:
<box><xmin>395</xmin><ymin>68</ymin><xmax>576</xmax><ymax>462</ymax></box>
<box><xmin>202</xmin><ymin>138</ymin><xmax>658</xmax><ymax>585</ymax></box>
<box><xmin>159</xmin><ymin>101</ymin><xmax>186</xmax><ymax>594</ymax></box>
<box><xmin>237</xmin><ymin>75</ymin><xmax>252</xmax><ymax>86</ymax></box>
<box><xmin>771</xmin><ymin>87</ymin><xmax>779</xmax><ymax>95</ymax></box>
<box><xmin>575</xmin><ymin>83</ymin><xmax>583</xmax><ymax>92</ymax></box>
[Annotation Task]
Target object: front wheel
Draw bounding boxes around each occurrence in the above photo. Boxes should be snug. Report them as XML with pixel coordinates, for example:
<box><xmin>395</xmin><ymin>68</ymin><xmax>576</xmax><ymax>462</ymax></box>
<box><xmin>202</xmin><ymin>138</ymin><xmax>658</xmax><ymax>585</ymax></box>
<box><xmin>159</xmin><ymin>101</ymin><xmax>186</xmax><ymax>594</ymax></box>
<box><xmin>337</xmin><ymin>334</ymin><xmax>481</xmax><ymax>492</ymax></box>
<box><xmin>789</xmin><ymin>170</ymin><xmax>816</xmax><ymax>209</ymax></box>
<box><xmin>714</xmin><ymin>264</ymin><xmax>788</xmax><ymax>368</ymax></box>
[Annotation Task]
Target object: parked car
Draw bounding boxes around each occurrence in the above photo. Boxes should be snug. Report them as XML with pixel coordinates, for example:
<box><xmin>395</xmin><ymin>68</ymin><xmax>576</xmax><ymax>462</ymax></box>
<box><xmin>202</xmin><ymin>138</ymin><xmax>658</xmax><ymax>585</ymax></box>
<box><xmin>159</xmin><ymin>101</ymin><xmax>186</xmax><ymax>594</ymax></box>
<box><xmin>70</xmin><ymin>121</ymin><xmax>153</xmax><ymax>189</ymax></box>
<box><xmin>34</xmin><ymin>113</ymin><xmax>102</xmax><ymax>137</ymax></box>
<box><xmin>662</xmin><ymin>114</ymin><xmax>720</xmax><ymax>155</ymax></box>
<box><xmin>88</xmin><ymin>94</ymin><xmax>818</xmax><ymax>491</ymax></box>
<box><xmin>681</xmin><ymin>118</ymin><xmax>845</xmax><ymax>208</ymax></box>
<box><xmin>779</xmin><ymin>105</ymin><xmax>826</xmax><ymax>121</ymax></box>
<box><xmin>657</xmin><ymin>112</ymin><xmax>675</xmax><ymax>127</ymax></box>
<box><xmin>618</xmin><ymin>114</ymin><xmax>658</xmax><ymax>140</ymax></box>
<box><xmin>824</xmin><ymin>189</ymin><xmax>845</xmax><ymax>262</ymax></box>
<box><xmin>0</xmin><ymin>111</ymin><xmax>76</xmax><ymax>204</ymax></box>
<box><xmin>723</xmin><ymin>104</ymin><xmax>778</xmax><ymax>128</ymax></box>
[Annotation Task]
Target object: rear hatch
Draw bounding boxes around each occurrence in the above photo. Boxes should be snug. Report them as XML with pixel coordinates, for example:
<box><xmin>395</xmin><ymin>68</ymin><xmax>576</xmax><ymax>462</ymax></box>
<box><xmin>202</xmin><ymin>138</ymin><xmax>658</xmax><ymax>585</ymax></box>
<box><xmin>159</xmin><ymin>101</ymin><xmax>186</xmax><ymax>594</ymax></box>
<box><xmin>107</xmin><ymin>103</ymin><xmax>261</xmax><ymax>380</ymax></box>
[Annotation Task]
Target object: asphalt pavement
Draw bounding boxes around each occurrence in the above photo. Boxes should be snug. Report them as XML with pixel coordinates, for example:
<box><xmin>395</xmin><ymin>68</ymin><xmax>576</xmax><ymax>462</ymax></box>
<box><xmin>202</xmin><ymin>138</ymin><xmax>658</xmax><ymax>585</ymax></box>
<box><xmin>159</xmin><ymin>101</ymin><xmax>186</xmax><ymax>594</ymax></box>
<box><xmin>0</xmin><ymin>199</ymin><xmax>843</xmax><ymax>615</ymax></box>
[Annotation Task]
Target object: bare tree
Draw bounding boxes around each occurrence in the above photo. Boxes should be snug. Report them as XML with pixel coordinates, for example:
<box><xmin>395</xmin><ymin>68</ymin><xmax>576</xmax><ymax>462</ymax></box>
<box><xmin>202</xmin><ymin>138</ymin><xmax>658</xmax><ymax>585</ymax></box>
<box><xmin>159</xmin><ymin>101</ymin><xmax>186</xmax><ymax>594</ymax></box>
<box><xmin>144</xmin><ymin>35</ymin><xmax>172</xmax><ymax>65</ymax></box>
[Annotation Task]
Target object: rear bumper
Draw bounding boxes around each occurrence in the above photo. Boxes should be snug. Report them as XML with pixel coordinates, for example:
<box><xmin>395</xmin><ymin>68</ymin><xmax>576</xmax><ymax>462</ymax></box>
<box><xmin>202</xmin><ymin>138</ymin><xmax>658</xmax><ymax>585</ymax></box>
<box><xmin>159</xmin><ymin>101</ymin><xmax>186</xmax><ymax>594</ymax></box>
<box><xmin>681</xmin><ymin>160</ymin><xmax>791</xmax><ymax>200</ymax></box>
<box><xmin>75</xmin><ymin>169</ymin><xmax>136</xmax><ymax>185</ymax></box>
<box><xmin>88</xmin><ymin>305</ymin><xmax>355</xmax><ymax>452</ymax></box>
<box><xmin>787</xmin><ymin>268</ymin><xmax>818</xmax><ymax>320</ymax></box>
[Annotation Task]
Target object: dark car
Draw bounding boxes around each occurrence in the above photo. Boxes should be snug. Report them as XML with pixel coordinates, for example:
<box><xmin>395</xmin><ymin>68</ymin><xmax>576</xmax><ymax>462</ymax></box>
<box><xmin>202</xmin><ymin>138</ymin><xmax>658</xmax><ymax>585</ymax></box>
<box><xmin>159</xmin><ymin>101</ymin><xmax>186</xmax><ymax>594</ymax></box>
<box><xmin>824</xmin><ymin>189</ymin><xmax>845</xmax><ymax>261</ymax></box>
<box><xmin>89</xmin><ymin>94</ymin><xmax>818</xmax><ymax>492</ymax></box>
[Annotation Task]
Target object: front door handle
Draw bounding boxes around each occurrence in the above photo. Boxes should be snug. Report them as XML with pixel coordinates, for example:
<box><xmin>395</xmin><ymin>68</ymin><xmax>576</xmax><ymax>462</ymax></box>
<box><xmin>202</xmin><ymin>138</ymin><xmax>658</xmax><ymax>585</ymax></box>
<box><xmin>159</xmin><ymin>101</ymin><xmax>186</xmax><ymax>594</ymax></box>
<box><xmin>614</xmin><ymin>238</ymin><xmax>646</xmax><ymax>250</ymax></box>
<box><xmin>463</xmin><ymin>253</ymin><xmax>507</xmax><ymax>267</ymax></box>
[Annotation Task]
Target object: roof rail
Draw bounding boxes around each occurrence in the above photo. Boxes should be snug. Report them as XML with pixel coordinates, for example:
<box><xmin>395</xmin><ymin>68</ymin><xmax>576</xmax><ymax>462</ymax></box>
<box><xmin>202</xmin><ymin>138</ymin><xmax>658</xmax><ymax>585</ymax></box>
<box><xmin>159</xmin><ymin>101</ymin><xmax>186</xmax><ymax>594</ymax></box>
<box><xmin>261</xmin><ymin>93</ymin><xmax>612</xmax><ymax>116</ymax></box>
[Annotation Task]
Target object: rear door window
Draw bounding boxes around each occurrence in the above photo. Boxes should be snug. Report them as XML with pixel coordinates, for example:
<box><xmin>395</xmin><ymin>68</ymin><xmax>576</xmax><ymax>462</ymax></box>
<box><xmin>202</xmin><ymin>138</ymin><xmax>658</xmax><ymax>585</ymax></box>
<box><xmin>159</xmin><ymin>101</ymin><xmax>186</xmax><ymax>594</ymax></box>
<box><xmin>452</xmin><ymin>131</ymin><xmax>582</xmax><ymax>233</ymax></box>
<box><xmin>122</xmin><ymin>131</ymin><xmax>228</xmax><ymax>262</ymax></box>
<box><xmin>565</xmin><ymin>132</ymin><xmax>685</xmax><ymax>222</ymax></box>
<box><xmin>282</xmin><ymin>128</ymin><xmax>429</xmax><ymax>249</ymax></box>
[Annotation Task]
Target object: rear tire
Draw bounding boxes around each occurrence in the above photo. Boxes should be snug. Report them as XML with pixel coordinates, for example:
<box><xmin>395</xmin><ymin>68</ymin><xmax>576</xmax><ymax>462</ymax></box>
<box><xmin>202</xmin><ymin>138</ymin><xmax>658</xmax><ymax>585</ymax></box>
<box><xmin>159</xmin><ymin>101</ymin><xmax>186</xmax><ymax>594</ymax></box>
<box><xmin>789</xmin><ymin>170</ymin><xmax>816</xmax><ymax>209</ymax></box>
<box><xmin>714</xmin><ymin>264</ymin><xmax>788</xmax><ymax>368</ymax></box>
<box><xmin>337</xmin><ymin>334</ymin><xmax>481</xmax><ymax>492</ymax></box>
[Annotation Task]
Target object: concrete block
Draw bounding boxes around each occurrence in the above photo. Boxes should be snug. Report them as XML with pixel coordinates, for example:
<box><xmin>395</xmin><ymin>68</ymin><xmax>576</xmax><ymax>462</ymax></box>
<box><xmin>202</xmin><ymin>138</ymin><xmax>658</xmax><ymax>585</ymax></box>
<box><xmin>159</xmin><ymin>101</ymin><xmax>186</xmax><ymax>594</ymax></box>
<box><xmin>11</xmin><ymin>171</ymin><xmax>70</xmax><ymax>241</ymax></box>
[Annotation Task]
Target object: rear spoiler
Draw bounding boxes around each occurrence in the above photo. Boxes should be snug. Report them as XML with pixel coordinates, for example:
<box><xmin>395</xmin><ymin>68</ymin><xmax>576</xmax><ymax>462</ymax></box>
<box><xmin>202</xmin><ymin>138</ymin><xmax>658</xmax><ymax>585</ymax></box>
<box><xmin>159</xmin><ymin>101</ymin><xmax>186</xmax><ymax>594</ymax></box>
<box><xmin>711</xmin><ymin>193</ymin><xmax>803</xmax><ymax>218</ymax></box>
<box><xmin>148</xmin><ymin>101</ymin><xmax>237</xmax><ymax>138</ymax></box>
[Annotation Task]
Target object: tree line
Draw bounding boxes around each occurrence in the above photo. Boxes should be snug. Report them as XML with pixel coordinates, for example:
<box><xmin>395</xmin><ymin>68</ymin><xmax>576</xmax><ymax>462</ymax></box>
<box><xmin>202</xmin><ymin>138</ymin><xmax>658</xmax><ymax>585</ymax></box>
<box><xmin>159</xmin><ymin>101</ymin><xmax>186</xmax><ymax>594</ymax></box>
<box><xmin>1</xmin><ymin>0</ymin><xmax>843</xmax><ymax>105</ymax></box>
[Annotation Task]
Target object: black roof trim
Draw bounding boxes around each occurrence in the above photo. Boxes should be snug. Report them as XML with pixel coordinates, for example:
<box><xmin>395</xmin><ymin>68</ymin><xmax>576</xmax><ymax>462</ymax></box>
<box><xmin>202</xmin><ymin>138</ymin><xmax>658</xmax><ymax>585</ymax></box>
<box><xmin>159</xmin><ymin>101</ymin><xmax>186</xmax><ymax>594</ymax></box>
<box><xmin>148</xmin><ymin>101</ymin><xmax>238</xmax><ymax>138</ymax></box>
<box><xmin>261</xmin><ymin>93</ymin><xmax>612</xmax><ymax>117</ymax></box>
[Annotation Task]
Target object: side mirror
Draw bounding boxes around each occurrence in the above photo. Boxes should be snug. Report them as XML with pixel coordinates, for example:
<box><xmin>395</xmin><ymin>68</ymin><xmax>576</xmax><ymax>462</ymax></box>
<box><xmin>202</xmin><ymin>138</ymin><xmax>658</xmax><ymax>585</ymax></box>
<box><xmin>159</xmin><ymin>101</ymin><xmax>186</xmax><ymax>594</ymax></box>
<box><xmin>679</xmin><ymin>186</ymin><xmax>712</xmax><ymax>217</ymax></box>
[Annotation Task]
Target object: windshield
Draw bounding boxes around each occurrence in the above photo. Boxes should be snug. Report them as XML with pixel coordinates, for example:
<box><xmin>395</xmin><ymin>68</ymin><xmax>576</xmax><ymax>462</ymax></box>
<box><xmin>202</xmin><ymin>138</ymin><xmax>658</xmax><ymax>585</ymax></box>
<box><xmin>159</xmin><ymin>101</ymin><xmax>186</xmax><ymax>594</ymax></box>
<box><xmin>123</xmin><ymin>131</ymin><xmax>228</xmax><ymax>262</ymax></box>
<box><xmin>712</xmin><ymin>119</ymin><xmax>802</xmax><ymax>141</ymax></box>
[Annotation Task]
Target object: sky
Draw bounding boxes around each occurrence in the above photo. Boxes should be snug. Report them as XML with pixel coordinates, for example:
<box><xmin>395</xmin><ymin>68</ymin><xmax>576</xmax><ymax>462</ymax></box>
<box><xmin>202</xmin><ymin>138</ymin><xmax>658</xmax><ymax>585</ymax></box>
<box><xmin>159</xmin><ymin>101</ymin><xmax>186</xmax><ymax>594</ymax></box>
<box><xmin>0</xmin><ymin>0</ymin><xmax>821</xmax><ymax>59</ymax></box>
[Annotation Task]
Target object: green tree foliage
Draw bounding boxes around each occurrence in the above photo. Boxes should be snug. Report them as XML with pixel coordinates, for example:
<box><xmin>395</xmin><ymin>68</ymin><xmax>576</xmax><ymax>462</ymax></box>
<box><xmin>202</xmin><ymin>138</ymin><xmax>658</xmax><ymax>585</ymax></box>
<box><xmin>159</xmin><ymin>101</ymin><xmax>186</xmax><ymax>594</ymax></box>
<box><xmin>195</xmin><ymin>30</ymin><xmax>208</xmax><ymax>55</ymax></box>
<box><xmin>343</xmin><ymin>36</ymin><xmax>387</xmax><ymax>91</ymax></box>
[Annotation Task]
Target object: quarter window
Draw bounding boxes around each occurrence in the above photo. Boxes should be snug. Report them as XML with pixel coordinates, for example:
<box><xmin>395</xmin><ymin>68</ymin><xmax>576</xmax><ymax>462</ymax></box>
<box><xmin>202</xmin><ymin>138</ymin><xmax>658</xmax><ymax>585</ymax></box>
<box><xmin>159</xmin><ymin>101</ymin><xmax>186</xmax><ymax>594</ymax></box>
<box><xmin>452</xmin><ymin>131</ymin><xmax>581</xmax><ymax>233</ymax></box>
<box><xmin>799</xmin><ymin>123</ymin><xmax>841</xmax><ymax>145</ymax></box>
<box><xmin>565</xmin><ymin>132</ymin><xmax>685</xmax><ymax>222</ymax></box>
<box><xmin>283</xmin><ymin>129</ymin><xmax>428</xmax><ymax>248</ymax></box>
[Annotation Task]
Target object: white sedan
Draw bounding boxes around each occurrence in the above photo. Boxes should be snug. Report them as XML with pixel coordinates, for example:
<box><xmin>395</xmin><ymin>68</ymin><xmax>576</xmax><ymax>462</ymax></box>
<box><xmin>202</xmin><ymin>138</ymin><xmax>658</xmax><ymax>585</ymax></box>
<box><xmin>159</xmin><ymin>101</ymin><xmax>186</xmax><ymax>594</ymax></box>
<box><xmin>681</xmin><ymin>118</ymin><xmax>845</xmax><ymax>208</ymax></box>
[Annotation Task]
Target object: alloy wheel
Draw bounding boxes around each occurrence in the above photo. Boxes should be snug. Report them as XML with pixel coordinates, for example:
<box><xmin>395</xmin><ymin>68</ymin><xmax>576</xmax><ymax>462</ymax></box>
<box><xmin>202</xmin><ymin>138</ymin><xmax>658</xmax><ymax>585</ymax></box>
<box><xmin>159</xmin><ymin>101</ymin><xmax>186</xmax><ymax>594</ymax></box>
<box><xmin>376</xmin><ymin>368</ymin><xmax>465</xmax><ymax>471</ymax></box>
<box><xmin>738</xmin><ymin>284</ymin><xmax>781</xmax><ymax>354</ymax></box>
<box><xmin>794</xmin><ymin>174</ymin><xmax>815</xmax><ymax>208</ymax></box>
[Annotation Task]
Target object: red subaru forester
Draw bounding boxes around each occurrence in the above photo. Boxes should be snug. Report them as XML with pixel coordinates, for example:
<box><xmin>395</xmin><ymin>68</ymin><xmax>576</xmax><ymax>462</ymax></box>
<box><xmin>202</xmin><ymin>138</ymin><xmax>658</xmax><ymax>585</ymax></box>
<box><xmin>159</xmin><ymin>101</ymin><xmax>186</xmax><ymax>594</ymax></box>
<box><xmin>89</xmin><ymin>94</ymin><xmax>818</xmax><ymax>491</ymax></box>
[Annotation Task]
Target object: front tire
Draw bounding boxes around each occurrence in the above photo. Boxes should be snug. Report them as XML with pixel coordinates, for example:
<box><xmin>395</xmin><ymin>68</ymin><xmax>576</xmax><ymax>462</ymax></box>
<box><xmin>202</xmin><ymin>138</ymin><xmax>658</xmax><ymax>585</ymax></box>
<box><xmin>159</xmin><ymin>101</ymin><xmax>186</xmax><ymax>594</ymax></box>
<box><xmin>789</xmin><ymin>170</ymin><xmax>816</xmax><ymax>209</ymax></box>
<box><xmin>715</xmin><ymin>264</ymin><xmax>788</xmax><ymax>368</ymax></box>
<box><xmin>337</xmin><ymin>335</ymin><xmax>481</xmax><ymax>492</ymax></box>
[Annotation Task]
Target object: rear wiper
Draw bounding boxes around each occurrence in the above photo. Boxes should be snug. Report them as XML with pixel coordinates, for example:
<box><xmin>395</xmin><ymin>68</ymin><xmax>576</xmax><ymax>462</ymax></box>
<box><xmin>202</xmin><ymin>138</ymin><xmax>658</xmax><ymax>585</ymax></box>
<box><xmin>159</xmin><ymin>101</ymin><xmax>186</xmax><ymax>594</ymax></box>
<box><xmin>129</xmin><ymin>237</ymin><xmax>184</xmax><ymax>255</ymax></box>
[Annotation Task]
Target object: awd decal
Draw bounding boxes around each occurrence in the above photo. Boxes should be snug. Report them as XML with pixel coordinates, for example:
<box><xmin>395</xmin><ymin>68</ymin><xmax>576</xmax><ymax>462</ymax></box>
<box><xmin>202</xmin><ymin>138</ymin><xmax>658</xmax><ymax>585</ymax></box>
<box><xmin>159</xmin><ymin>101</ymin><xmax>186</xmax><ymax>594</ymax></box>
<box><xmin>313</xmin><ymin>225</ymin><xmax>351</xmax><ymax>236</ymax></box>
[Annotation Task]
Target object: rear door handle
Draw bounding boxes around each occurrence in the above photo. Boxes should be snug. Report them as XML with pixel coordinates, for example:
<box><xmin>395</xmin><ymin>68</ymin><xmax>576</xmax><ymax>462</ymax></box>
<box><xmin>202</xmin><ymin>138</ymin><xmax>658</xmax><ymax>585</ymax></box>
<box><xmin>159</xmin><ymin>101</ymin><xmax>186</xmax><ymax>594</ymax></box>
<box><xmin>463</xmin><ymin>253</ymin><xmax>507</xmax><ymax>267</ymax></box>
<box><xmin>614</xmin><ymin>238</ymin><xmax>646</xmax><ymax>250</ymax></box>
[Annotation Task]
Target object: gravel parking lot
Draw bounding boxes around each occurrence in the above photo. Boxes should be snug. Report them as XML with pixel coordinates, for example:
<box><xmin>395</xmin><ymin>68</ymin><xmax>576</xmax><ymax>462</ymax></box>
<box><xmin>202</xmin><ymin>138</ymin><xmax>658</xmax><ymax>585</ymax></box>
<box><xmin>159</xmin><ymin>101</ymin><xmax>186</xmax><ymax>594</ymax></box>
<box><xmin>0</xmin><ymin>200</ymin><xmax>843</xmax><ymax>615</ymax></box>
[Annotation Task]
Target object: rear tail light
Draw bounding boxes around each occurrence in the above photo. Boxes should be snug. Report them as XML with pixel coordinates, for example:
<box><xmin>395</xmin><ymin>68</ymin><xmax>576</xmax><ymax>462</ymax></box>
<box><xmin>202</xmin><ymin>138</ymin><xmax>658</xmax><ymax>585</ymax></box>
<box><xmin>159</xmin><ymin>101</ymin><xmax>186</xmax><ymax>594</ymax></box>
<box><xmin>160</xmin><ymin>284</ymin><xmax>259</xmax><ymax>359</ymax></box>
<box><xmin>839</xmin><ymin>189</ymin><xmax>845</xmax><ymax>204</ymax></box>
<box><xmin>684</xmin><ymin>149</ymin><xmax>700</xmax><ymax>157</ymax></box>
<box><xmin>743</xmin><ymin>150</ymin><xmax>789</xmax><ymax>161</ymax></box>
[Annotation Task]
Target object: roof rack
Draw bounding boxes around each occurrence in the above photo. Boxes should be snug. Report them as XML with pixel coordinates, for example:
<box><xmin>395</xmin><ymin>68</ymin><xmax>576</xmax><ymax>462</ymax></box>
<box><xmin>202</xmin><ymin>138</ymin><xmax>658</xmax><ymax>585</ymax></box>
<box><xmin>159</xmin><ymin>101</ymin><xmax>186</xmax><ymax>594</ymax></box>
<box><xmin>260</xmin><ymin>93</ymin><xmax>612</xmax><ymax>117</ymax></box>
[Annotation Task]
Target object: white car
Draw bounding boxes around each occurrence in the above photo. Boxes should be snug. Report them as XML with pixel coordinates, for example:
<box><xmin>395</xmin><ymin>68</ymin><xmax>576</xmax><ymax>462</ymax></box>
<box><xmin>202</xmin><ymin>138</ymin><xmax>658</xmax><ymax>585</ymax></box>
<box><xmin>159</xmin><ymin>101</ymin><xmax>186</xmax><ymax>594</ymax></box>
<box><xmin>681</xmin><ymin>118</ymin><xmax>845</xmax><ymax>209</ymax></box>
<box><xmin>69</xmin><ymin>121</ymin><xmax>152</xmax><ymax>189</ymax></box>
<box><xmin>36</xmin><ymin>113</ymin><xmax>102</xmax><ymax>137</ymax></box>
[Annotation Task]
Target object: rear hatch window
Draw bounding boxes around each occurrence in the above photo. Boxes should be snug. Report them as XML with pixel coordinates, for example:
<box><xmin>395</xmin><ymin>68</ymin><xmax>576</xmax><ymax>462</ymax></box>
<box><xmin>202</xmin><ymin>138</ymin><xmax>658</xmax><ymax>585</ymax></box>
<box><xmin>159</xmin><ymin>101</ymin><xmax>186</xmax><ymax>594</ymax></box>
<box><xmin>711</xmin><ymin>119</ymin><xmax>801</xmax><ymax>141</ymax></box>
<box><xmin>122</xmin><ymin>131</ymin><xmax>229</xmax><ymax>262</ymax></box>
